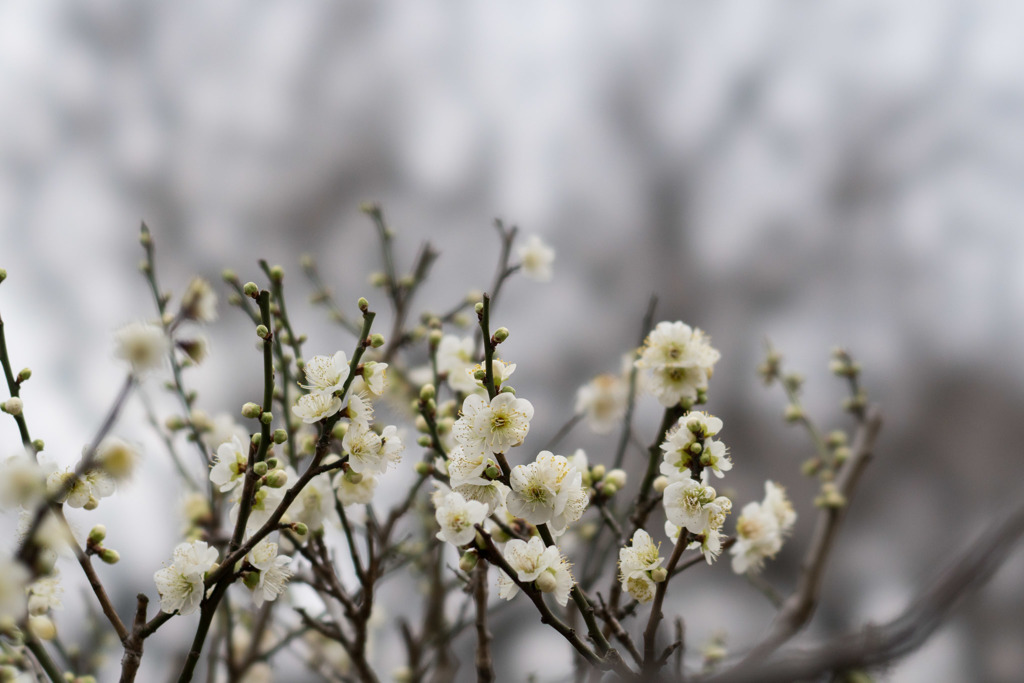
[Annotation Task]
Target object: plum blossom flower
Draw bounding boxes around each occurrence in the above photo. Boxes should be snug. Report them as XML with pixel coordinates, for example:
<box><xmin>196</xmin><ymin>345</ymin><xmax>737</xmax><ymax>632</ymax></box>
<box><xmin>154</xmin><ymin>540</ymin><xmax>219</xmax><ymax>615</ymax></box>
<box><xmin>179</xmin><ymin>277</ymin><xmax>218</xmax><ymax>322</ymax></box>
<box><xmin>618</xmin><ymin>529</ymin><xmax>663</xmax><ymax>603</ymax></box>
<box><xmin>730</xmin><ymin>481</ymin><xmax>796</xmax><ymax>574</ymax></box>
<box><xmin>575</xmin><ymin>374</ymin><xmax>628</xmax><ymax>434</ymax></box>
<box><xmin>361</xmin><ymin>361</ymin><xmax>388</xmax><ymax>396</ymax></box>
<box><xmin>210</xmin><ymin>435</ymin><xmax>248</xmax><ymax>493</ymax></box>
<box><xmin>434</xmin><ymin>490</ymin><xmax>488</xmax><ymax>546</ymax></box>
<box><xmin>517</xmin><ymin>235</ymin><xmax>555</xmax><ymax>282</ymax></box>
<box><xmin>301</xmin><ymin>351</ymin><xmax>350</xmax><ymax>395</ymax></box>
<box><xmin>114</xmin><ymin>321</ymin><xmax>170</xmax><ymax>375</ymax></box>
<box><xmin>452</xmin><ymin>393</ymin><xmax>534</xmax><ymax>457</ymax></box>
<box><xmin>496</xmin><ymin>536</ymin><xmax>572</xmax><ymax>606</ymax></box>
<box><xmin>507</xmin><ymin>452</ymin><xmax>588</xmax><ymax>535</ymax></box>
<box><xmin>635</xmin><ymin>321</ymin><xmax>720</xmax><ymax>407</ymax></box>
<box><xmin>292</xmin><ymin>392</ymin><xmax>343</xmax><ymax>424</ymax></box>
<box><xmin>247</xmin><ymin>541</ymin><xmax>293</xmax><ymax>607</ymax></box>
<box><xmin>436</xmin><ymin>335</ymin><xmax>478</xmax><ymax>395</ymax></box>
<box><xmin>660</xmin><ymin>412</ymin><xmax>731</xmax><ymax>483</ymax></box>
<box><xmin>343</xmin><ymin>422</ymin><xmax>403</xmax><ymax>475</ymax></box>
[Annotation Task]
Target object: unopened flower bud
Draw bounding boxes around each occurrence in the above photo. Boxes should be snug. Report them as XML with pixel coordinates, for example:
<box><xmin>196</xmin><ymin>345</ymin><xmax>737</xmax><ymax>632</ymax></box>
<box><xmin>357</xmin><ymin>297</ymin><xmax>370</xmax><ymax>312</ymax></box>
<box><xmin>484</xmin><ymin>464</ymin><xmax>501</xmax><ymax>480</ymax></box>
<box><xmin>414</xmin><ymin>415</ymin><xmax>429</xmax><ymax>433</ymax></box>
<box><xmin>253</xmin><ymin>461</ymin><xmax>268</xmax><ymax>477</ymax></box>
<box><xmin>269</xmin><ymin>265</ymin><xmax>284</xmax><ymax>282</ymax></box>
<box><xmin>414</xmin><ymin>461</ymin><xmax>432</xmax><ymax>476</ymax></box>
<box><xmin>428</xmin><ymin>329</ymin><xmax>443</xmax><ymax>347</ymax></box>
<box><xmin>459</xmin><ymin>550</ymin><xmax>479</xmax><ymax>573</ymax></box>
<box><xmin>2</xmin><ymin>398</ymin><xmax>23</xmax><ymax>416</ymax></box>
<box><xmin>493</xmin><ymin>327</ymin><xmax>509</xmax><ymax>343</ymax></box>
<box><xmin>264</xmin><ymin>470</ymin><xmax>288</xmax><ymax>488</ymax></box>
<box><xmin>273</xmin><ymin>429</ymin><xmax>288</xmax><ymax>444</ymax></box>
<box><xmin>369</xmin><ymin>333</ymin><xmax>385</xmax><ymax>348</ymax></box>
<box><xmin>222</xmin><ymin>269</ymin><xmax>238</xmax><ymax>283</ymax></box>
<box><xmin>28</xmin><ymin>615</ymin><xmax>56</xmax><ymax>641</ymax></box>
<box><xmin>474</xmin><ymin>302</ymin><xmax>484</xmax><ymax>314</ymax></box>
<box><xmin>651</xmin><ymin>567</ymin><xmax>668</xmax><ymax>583</ymax></box>
<box><xmin>652</xmin><ymin>475</ymin><xmax>669</xmax><ymax>494</ymax></box>
<box><xmin>827</xmin><ymin>430</ymin><xmax>847</xmax><ymax>448</ymax></box>
<box><xmin>16</xmin><ymin>368</ymin><xmax>30</xmax><ymax>382</ymax></box>
<box><xmin>500</xmin><ymin>385</ymin><xmax>515</xmax><ymax>395</ymax></box>
<box><xmin>243</xmin><ymin>571</ymin><xmax>261</xmax><ymax>590</ymax></box>
<box><xmin>292</xmin><ymin>522</ymin><xmax>309</xmax><ymax>536</ymax></box>
<box><xmin>260</xmin><ymin>411</ymin><xmax>273</xmax><ymax>425</ymax></box>
<box><xmin>243</xmin><ymin>282</ymin><xmax>259</xmax><ymax>297</ymax></box>
<box><xmin>535</xmin><ymin>571</ymin><xmax>557</xmax><ymax>594</ymax></box>
<box><xmin>0</xmin><ymin>268</ymin><xmax>6</xmax><ymax>282</ymax></box>
<box><xmin>833</xmin><ymin>446</ymin><xmax>851</xmax><ymax>464</ymax></box>
<box><xmin>689</xmin><ymin>441</ymin><xmax>703</xmax><ymax>454</ymax></box>
<box><xmin>266</xmin><ymin>458</ymin><xmax>278</xmax><ymax>469</ymax></box>
<box><xmin>590</xmin><ymin>464</ymin><xmax>606</xmax><ymax>481</ymax></box>
<box><xmin>601</xmin><ymin>482</ymin><xmax>618</xmax><ymax>497</ymax></box>
<box><xmin>251</xmin><ymin>433</ymin><xmax>262</xmax><ymax>446</ymax></box>
<box><xmin>99</xmin><ymin>549</ymin><xmax>120</xmax><ymax>565</ymax></box>
<box><xmin>88</xmin><ymin>525</ymin><xmax>107</xmax><ymax>546</ymax></box>
<box><xmin>241</xmin><ymin>402</ymin><xmax>262</xmax><ymax>419</ymax></box>
<box><xmin>605</xmin><ymin>469</ymin><xmax>627</xmax><ymax>489</ymax></box>
<box><xmin>344</xmin><ymin>469</ymin><xmax>363</xmax><ymax>485</ymax></box>
<box><xmin>473</xmin><ymin>369</ymin><xmax>486</xmax><ymax>381</ymax></box>
<box><xmin>83</xmin><ymin>496</ymin><xmax>99</xmax><ymax>511</ymax></box>
<box><xmin>31</xmin><ymin>439</ymin><xmax>44</xmax><ymax>452</ymax></box>
<box><xmin>801</xmin><ymin>458</ymin><xmax>822</xmax><ymax>477</ymax></box>
<box><xmin>419</xmin><ymin>384</ymin><xmax>435</xmax><ymax>401</ymax></box>
<box><xmin>784</xmin><ymin>404</ymin><xmax>804</xmax><ymax>422</ymax></box>
<box><xmin>416</xmin><ymin>435</ymin><xmax>431</xmax><ymax>447</ymax></box>
<box><xmin>815</xmin><ymin>482</ymin><xmax>846</xmax><ymax>509</ymax></box>
<box><xmin>256</xmin><ymin>325</ymin><xmax>270</xmax><ymax>339</ymax></box>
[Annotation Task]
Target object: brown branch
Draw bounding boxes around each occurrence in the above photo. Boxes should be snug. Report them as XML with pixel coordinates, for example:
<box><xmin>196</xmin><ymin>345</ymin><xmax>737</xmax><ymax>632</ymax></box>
<box><xmin>473</xmin><ymin>560</ymin><xmax>495</xmax><ymax>682</ymax></box>
<box><xmin>642</xmin><ymin>530</ymin><xmax>690</xmax><ymax>672</ymax></box>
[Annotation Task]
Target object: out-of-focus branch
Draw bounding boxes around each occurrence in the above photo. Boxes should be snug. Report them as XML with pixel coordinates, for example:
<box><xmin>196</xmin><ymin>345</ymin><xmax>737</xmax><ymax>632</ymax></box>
<box><xmin>702</xmin><ymin>485</ymin><xmax>1024</xmax><ymax>683</ymax></box>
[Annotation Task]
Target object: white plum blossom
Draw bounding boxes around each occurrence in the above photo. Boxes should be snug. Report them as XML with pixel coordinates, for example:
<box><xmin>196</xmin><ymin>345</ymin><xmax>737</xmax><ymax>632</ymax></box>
<box><xmin>344</xmin><ymin>393</ymin><xmax>375</xmax><ymax>427</ymax></box>
<box><xmin>301</xmin><ymin>351</ymin><xmax>351</xmax><ymax>395</ymax></box>
<box><xmin>114</xmin><ymin>321</ymin><xmax>171</xmax><ymax>375</ymax></box>
<box><xmin>452</xmin><ymin>477</ymin><xmax>510</xmax><ymax>515</ymax></box>
<box><xmin>230</xmin><ymin>483</ymin><xmax>287</xmax><ymax>533</ymax></box>
<box><xmin>179</xmin><ymin>277</ymin><xmax>218</xmax><ymax>322</ymax></box>
<box><xmin>361</xmin><ymin>361</ymin><xmax>388</xmax><ymax>396</ymax></box>
<box><xmin>517</xmin><ymin>235</ymin><xmax>555</xmax><ymax>282</ymax></box>
<box><xmin>292</xmin><ymin>392</ymin><xmax>343</xmax><ymax>424</ymax></box>
<box><xmin>436</xmin><ymin>335</ymin><xmax>478</xmax><ymax>394</ymax></box>
<box><xmin>496</xmin><ymin>536</ymin><xmax>572</xmax><ymax>606</ymax></box>
<box><xmin>247</xmin><ymin>541</ymin><xmax>293</xmax><ymax>607</ymax></box>
<box><xmin>343</xmin><ymin>422</ymin><xmax>403</xmax><ymax>475</ymax></box>
<box><xmin>467</xmin><ymin>359</ymin><xmax>516</xmax><ymax>391</ymax></box>
<box><xmin>663</xmin><ymin>473</ymin><xmax>724</xmax><ymax>536</ymax></box>
<box><xmin>95</xmin><ymin>436</ymin><xmax>140</xmax><ymax>481</ymax></box>
<box><xmin>507</xmin><ymin>452</ymin><xmax>589</xmax><ymax>535</ymax></box>
<box><xmin>154</xmin><ymin>540</ymin><xmax>219</xmax><ymax>615</ymax></box>
<box><xmin>665</xmin><ymin>492</ymin><xmax>733</xmax><ymax>565</ymax></box>
<box><xmin>0</xmin><ymin>451</ymin><xmax>46</xmax><ymax>508</ymax></box>
<box><xmin>434</xmin><ymin>490</ymin><xmax>489</xmax><ymax>546</ymax></box>
<box><xmin>47</xmin><ymin>466</ymin><xmax>114</xmax><ymax>509</ymax></box>
<box><xmin>635</xmin><ymin>321</ymin><xmax>720</xmax><ymax>407</ymax></box>
<box><xmin>618</xmin><ymin>529</ymin><xmax>663</xmax><ymax>604</ymax></box>
<box><xmin>0</xmin><ymin>558</ymin><xmax>29</xmax><ymax>625</ymax></box>
<box><xmin>575</xmin><ymin>373</ymin><xmax>629</xmax><ymax>434</ymax></box>
<box><xmin>660</xmin><ymin>412</ymin><xmax>731</xmax><ymax>483</ymax></box>
<box><xmin>27</xmin><ymin>574</ymin><xmax>63</xmax><ymax>616</ymax></box>
<box><xmin>730</xmin><ymin>481</ymin><xmax>796</xmax><ymax>574</ymax></box>
<box><xmin>285</xmin><ymin>470</ymin><xmax>339</xmax><ymax>532</ymax></box>
<box><xmin>452</xmin><ymin>392</ymin><xmax>534</xmax><ymax>457</ymax></box>
<box><xmin>334</xmin><ymin>471</ymin><xmax>379</xmax><ymax>506</ymax></box>
<box><xmin>210</xmin><ymin>435</ymin><xmax>249</xmax><ymax>493</ymax></box>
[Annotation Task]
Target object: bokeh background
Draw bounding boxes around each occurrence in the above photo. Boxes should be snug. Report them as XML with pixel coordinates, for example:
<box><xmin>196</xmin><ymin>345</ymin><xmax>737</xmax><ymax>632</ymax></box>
<box><xmin>3</xmin><ymin>1</ymin><xmax>1024</xmax><ymax>681</ymax></box>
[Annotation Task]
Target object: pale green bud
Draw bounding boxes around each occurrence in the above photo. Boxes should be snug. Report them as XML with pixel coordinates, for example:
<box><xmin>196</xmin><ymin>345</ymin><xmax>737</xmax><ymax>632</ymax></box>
<box><xmin>369</xmin><ymin>333</ymin><xmax>385</xmax><ymax>348</ymax></box>
<box><xmin>99</xmin><ymin>549</ymin><xmax>120</xmax><ymax>565</ymax></box>
<box><xmin>265</xmin><ymin>470</ymin><xmax>288</xmax><ymax>488</ymax></box>
<box><xmin>256</xmin><ymin>324</ymin><xmax>270</xmax><ymax>339</ymax></box>
<box><xmin>272</xmin><ymin>429</ymin><xmax>287</xmax><ymax>444</ymax></box>
<box><xmin>459</xmin><ymin>550</ymin><xmax>479</xmax><ymax>573</ymax></box>
<box><xmin>605</xmin><ymin>469</ymin><xmax>627</xmax><ymax>489</ymax></box>
<box><xmin>253</xmin><ymin>461</ymin><xmax>268</xmax><ymax>477</ymax></box>
<box><xmin>416</xmin><ymin>435</ymin><xmax>431</xmax><ymax>448</ymax></box>
<box><xmin>243</xmin><ymin>282</ymin><xmax>259</xmax><ymax>297</ymax></box>
<box><xmin>535</xmin><ymin>571</ymin><xmax>557</xmax><ymax>593</ymax></box>
<box><xmin>16</xmin><ymin>368</ymin><xmax>30</xmax><ymax>382</ymax></box>
<box><xmin>357</xmin><ymin>297</ymin><xmax>369</xmax><ymax>312</ymax></box>
<box><xmin>590</xmin><ymin>464</ymin><xmax>606</xmax><ymax>481</ymax></box>
<box><xmin>493</xmin><ymin>327</ymin><xmax>509</xmax><ymax>343</ymax></box>
<box><xmin>343</xmin><ymin>469</ymin><xmax>363</xmax><ymax>485</ymax></box>
<box><xmin>419</xmin><ymin>384</ymin><xmax>435</xmax><ymax>401</ymax></box>
<box><xmin>87</xmin><ymin>525</ymin><xmax>107</xmax><ymax>546</ymax></box>
<box><xmin>269</xmin><ymin>265</ymin><xmax>284</xmax><ymax>282</ymax></box>
<box><xmin>651</xmin><ymin>567</ymin><xmax>668</xmax><ymax>583</ymax></box>
<box><xmin>414</xmin><ymin>462</ymin><xmax>432</xmax><ymax>476</ymax></box>
<box><xmin>292</xmin><ymin>522</ymin><xmax>309</xmax><ymax>536</ymax></box>
<box><xmin>241</xmin><ymin>402</ymin><xmax>261</xmax><ymax>419</ymax></box>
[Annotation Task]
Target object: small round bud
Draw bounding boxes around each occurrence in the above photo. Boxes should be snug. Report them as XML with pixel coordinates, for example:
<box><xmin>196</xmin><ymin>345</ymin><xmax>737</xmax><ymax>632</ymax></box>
<box><xmin>833</xmin><ymin>446</ymin><xmax>851</xmax><ymax>464</ymax></box>
<box><xmin>652</xmin><ymin>475</ymin><xmax>670</xmax><ymax>494</ymax></box>
<box><xmin>242</xmin><ymin>402</ymin><xmax>262</xmax><ymax>419</ymax></box>
<box><xmin>826</xmin><ymin>430</ymin><xmax>847</xmax><ymax>448</ymax></box>
<box><xmin>783</xmin><ymin>373</ymin><xmax>804</xmax><ymax>392</ymax></box>
<box><xmin>273</xmin><ymin>429</ymin><xmax>288</xmax><ymax>444</ymax></box>
<box><xmin>493</xmin><ymin>327</ymin><xmax>509</xmax><ymax>343</ymax></box>
<box><xmin>590</xmin><ymin>464</ymin><xmax>606</xmax><ymax>481</ymax></box>
<box><xmin>419</xmin><ymin>384</ymin><xmax>436</xmax><ymax>401</ymax></box>
<box><xmin>256</xmin><ymin>325</ymin><xmax>270</xmax><ymax>339</ymax></box>
<box><xmin>466</xmin><ymin>290</ymin><xmax>483</xmax><ymax>304</ymax></box>
<box><xmin>815</xmin><ymin>482</ymin><xmax>847</xmax><ymax>509</ymax></box>
<box><xmin>243</xmin><ymin>282</ymin><xmax>259</xmax><ymax>297</ymax></box>
<box><xmin>535</xmin><ymin>571</ymin><xmax>557</xmax><ymax>594</ymax></box>
<box><xmin>243</xmin><ymin>571</ymin><xmax>261</xmax><ymax>590</ymax></box>
<box><xmin>500</xmin><ymin>385</ymin><xmax>516</xmax><ymax>395</ymax></box>
<box><xmin>0</xmin><ymin>268</ymin><xmax>6</xmax><ymax>282</ymax></box>
<box><xmin>428</xmin><ymin>329</ymin><xmax>443</xmax><ymax>346</ymax></box>
<box><xmin>269</xmin><ymin>265</ymin><xmax>284</xmax><ymax>282</ymax></box>
<box><xmin>292</xmin><ymin>522</ymin><xmax>309</xmax><ymax>536</ymax></box>
<box><xmin>260</xmin><ymin>411</ymin><xmax>273</xmax><ymax>425</ymax></box>
<box><xmin>88</xmin><ymin>525</ymin><xmax>107</xmax><ymax>546</ymax></box>
<box><xmin>2</xmin><ymin>397</ymin><xmax>23</xmax><ymax>416</ymax></box>
<box><xmin>473</xmin><ymin>369</ymin><xmax>486</xmax><ymax>381</ymax></box>
<box><xmin>16</xmin><ymin>368</ymin><xmax>31</xmax><ymax>382</ymax></box>
<box><xmin>689</xmin><ymin>441</ymin><xmax>703</xmax><ymax>455</ymax></box>
<box><xmin>651</xmin><ymin>567</ymin><xmax>668</xmax><ymax>583</ymax></box>
<box><xmin>398</xmin><ymin>275</ymin><xmax>415</xmax><ymax>289</ymax></box>
<box><xmin>459</xmin><ymin>550</ymin><xmax>479</xmax><ymax>573</ymax></box>
<box><xmin>266</xmin><ymin>458</ymin><xmax>278</xmax><ymax>469</ymax></box>
<box><xmin>83</xmin><ymin>496</ymin><xmax>99</xmax><ymax>511</ymax></box>
<box><xmin>332</xmin><ymin>421</ymin><xmax>349</xmax><ymax>440</ymax></box>
<box><xmin>369</xmin><ymin>333</ymin><xmax>385</xmax><ymax>348</ymax></box>
<box><xmin>265</xmin><ymin>470</ymin><xmax>288</xmax><ymax>488</ymax></box>
<box><xmin>784</xmin><ymin>404</ymin><xmax>804</xmax><ymax>422</ymax></box>
<box><xmin>357</xmin><ymin>297</ymin><xmax>370</xmax><ymax>312</ymax></box>
<box><xmin>414</xmin><ymin>461</ymin><xmax>432</xmax><ymax>476</ymax></box>
<box><xmin>801</xmin><ymin>458</ymin><xmax>822</xmax><ymax>477</ymax></box>
<box><xmin>369</xmin><ymin>272</ymin><xmax>387</xmax><ymax>287</ymax></box>
<box><xmin>344</xmin><ymin>469</ymin><xmax>363</xmax><ymax>485</ymax></box>
<box><xmin>222</xmin><ymin>269</ymin><xmax>238</xmax><ymax>283</ymax></box>
<box><xmin>416</xmin><ymin>435</ymin><xmax>431</xmax><ymax>448</ymax></box>
<box><xmin>474</xmin><ymin>302</ymin><xmax>484</xmax><ymax>314</ymax></box>
<box><xmin>99</xmin><ymin>549</ymin><xmax>120</xmax><ymax>565</ymax></box>
<box><xmin>31</xmin><ymin>439</ymin><xmax>44</xmax><ymax>452</ymax></box>
<box><xmin>483</xmin><ymin>464</ymin><xmax>501</xmax><ymax>480</ymax></box>
<box><xmin>437</xmin><ymin>417</ymin><xmax>453</xmax><ymax>434</ymax></box>
<box><xmin>605</xmin><ymin>469</ymin><xmax>627</xmax><ymax>489</ymax></box>
<box><xmin>253</xmin><ymin>461</ymin><xmax>268</xmax><ymax>477</ymax></box>
<box><xmin>28</xmin><ymin>615</ymin><xmax>56</xmax><ymax>641</ymax></box>
<box><xmin>601</xmin><ymin>482</ymin><xmax>618</xmax><ymax>497</ymax></box>
<box><xmin>423</xmin><ymin>398</ymin><xmax>436</xmax><ymax>414</ymax></box>
<box><xmin>251</xmin><ymin>433</ymin><xmax>262</xmax><ymax>446</ymax></box>
<box><xmin>414</xmin><ymin>415</ymin><xmax>429</xmax><ymax>433</ymax></box>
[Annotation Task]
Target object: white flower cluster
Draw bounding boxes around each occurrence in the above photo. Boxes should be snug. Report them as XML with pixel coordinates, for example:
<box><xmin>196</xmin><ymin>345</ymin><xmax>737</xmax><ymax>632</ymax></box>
<box><xmin>496</xmin><ymin>536</ymin><xmax>573</xmax><ymax>606</ymax></box>
<box><xmin>636</xmin><ymin>321</ymin><xmax>720</xmax><ymax>407</ymax></box>
<box><xmin>154</xmin><ymin>540</ymin><xmax>219</xmax><ymax>616</ymax></box>
<box><xmin>507</xmin><ymin>451</ymin><xmax>589</xmax><ymax>537</ymax></box>
<box><xmin>617</xmin><ymin>529</ymin><xmax>665</xmax><ymax>604</ymax></box>
<box><xmin>433</xmin><ymin>489</ymin><xmax>488</xmax><ymax>546</ymax></box>
<box><xmin>730</xmin><ymin>481</ymin><xmax>796</xmax><ymax>575</ymax></box>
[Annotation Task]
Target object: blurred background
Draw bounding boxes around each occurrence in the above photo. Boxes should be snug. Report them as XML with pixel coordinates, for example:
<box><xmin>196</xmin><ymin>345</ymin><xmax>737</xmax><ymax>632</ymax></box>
<box><xmin>2</xmin><ymin>1</ymin><xmax>1024</xmax><ymax>681</ymax></box>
